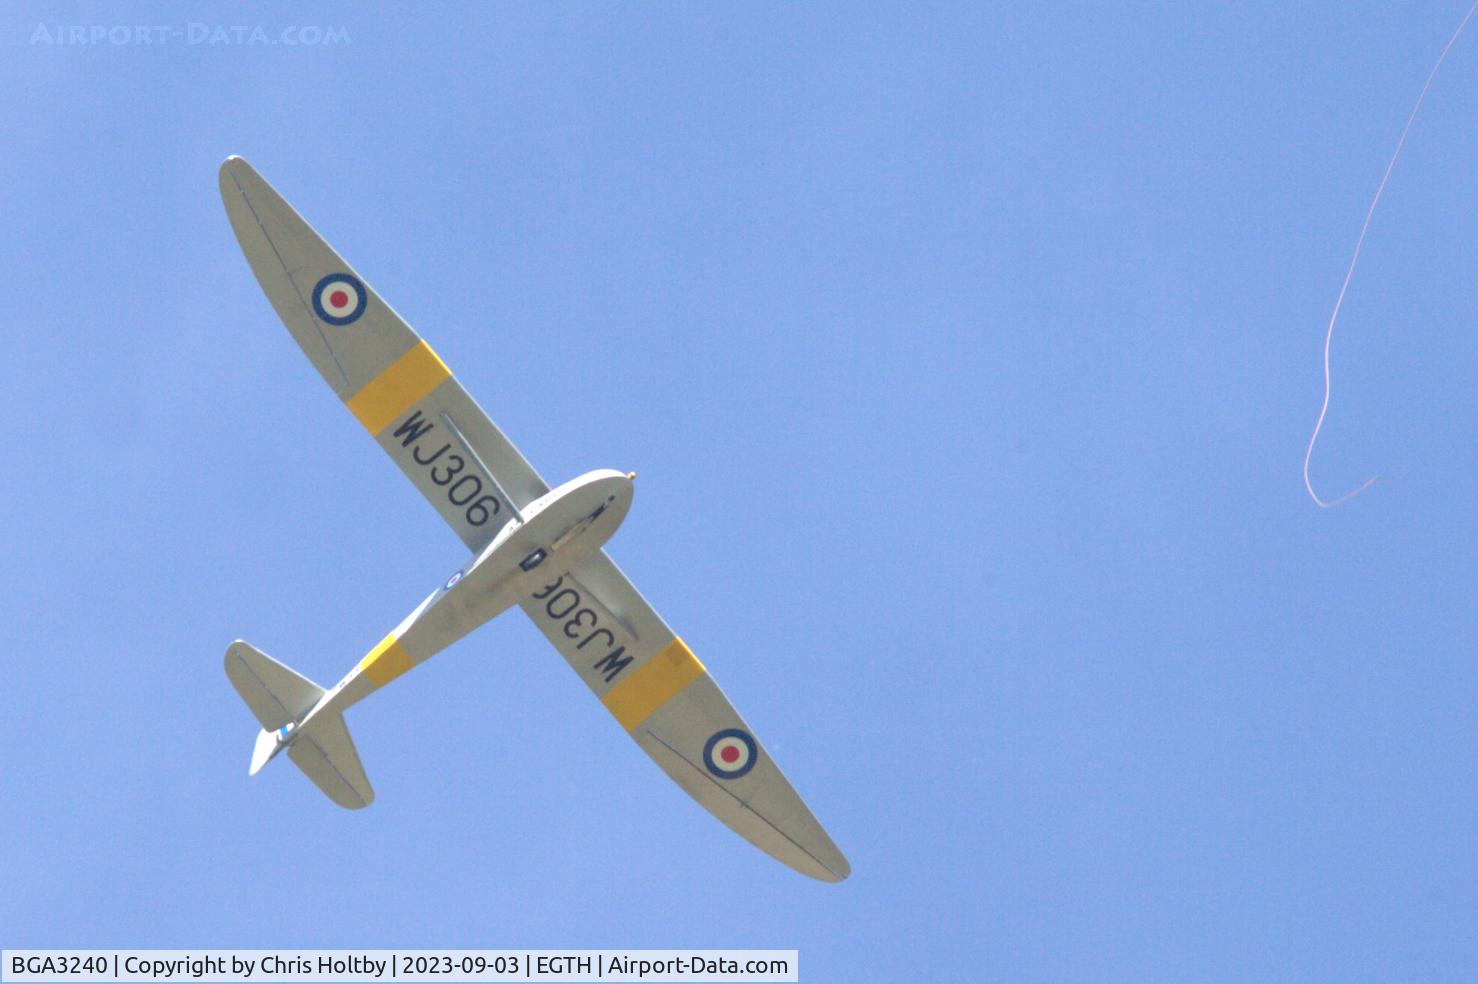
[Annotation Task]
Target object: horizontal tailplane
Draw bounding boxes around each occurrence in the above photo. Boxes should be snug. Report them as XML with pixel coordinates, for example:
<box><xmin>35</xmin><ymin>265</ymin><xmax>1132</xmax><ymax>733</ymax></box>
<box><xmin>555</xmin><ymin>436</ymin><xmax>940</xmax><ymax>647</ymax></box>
<box><xmin>225</xmin><ymin>640</ymin><xmax>323</xmax><ymax>730</ymax></box>
<box><xmin>224</xmin><ymin>640</ymin><xmax>374</xmax><ymax>809</ymax></box>
<box><xmin>288</xmin><ymin>713</ymin><xmax>374</xmax><ymax>808</ymax></box>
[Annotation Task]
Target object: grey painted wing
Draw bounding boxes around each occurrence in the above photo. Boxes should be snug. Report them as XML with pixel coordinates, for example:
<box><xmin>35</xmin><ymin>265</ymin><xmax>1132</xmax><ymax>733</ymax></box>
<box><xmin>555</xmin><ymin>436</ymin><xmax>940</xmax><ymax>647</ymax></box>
<box><xmin>219</xmin><ymin>156</ymin><xmax>546</xmax><ymax>550</ymax></box>
<box><xmin>523</xmin><ymin>561</ymin><xmax>851</xmax><ymax>882</ymax></box>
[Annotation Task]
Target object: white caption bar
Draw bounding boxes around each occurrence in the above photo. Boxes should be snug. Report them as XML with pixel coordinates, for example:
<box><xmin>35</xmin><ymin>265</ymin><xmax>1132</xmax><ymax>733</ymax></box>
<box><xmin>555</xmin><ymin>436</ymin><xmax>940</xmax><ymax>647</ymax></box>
<box><xmin>3</xmin><ymin>951</ymin><xmax>798</xmax><ymax>983</ymax></box>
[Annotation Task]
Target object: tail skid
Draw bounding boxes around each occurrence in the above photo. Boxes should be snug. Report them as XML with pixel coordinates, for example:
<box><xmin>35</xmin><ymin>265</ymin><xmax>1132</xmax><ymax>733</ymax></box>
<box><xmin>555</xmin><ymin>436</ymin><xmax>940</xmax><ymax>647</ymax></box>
<box><xmin>225</xmin><ymin>640</ymin><xmax>374</xmax><ymax>809</ymax></box>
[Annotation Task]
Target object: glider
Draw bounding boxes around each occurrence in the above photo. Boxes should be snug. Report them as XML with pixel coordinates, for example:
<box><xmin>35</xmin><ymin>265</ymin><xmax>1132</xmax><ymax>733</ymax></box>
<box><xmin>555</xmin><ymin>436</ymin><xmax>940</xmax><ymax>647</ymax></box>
<box><xmin>219</xmin><ymin>157</ymin><xmax>848</xmax><ymax>882</ymax></box>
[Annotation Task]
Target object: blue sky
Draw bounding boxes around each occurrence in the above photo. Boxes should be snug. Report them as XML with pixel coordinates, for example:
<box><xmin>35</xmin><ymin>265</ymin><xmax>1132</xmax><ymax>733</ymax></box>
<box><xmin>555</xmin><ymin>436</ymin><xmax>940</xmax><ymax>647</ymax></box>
<box><xmin>3</xmin><ymin>3</ymin><xmax>1477</xmax><ymax>981</ymax></box>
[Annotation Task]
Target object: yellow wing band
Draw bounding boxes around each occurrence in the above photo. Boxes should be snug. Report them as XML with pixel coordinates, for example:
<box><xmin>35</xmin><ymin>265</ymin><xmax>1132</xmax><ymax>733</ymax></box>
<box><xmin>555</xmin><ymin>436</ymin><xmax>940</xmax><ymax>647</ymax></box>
<box><xmin>357</xmin><ymin>631</ymin><xmax>415</xmax><ymax>688</ymax></box>
<box><xmin>344</xmin><ymin>341</ymin><xmax>451</xmax><ymax>435</ymax></box>
<box><xmin>601</xmin><ymin>637</ymin><xmax>706</xmax><ymax>731</ymax></box>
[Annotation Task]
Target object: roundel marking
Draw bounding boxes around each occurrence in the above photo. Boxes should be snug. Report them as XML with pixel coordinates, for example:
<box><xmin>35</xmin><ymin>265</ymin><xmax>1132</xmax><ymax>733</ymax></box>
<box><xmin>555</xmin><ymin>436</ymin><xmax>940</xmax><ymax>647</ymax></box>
<box><xmin>444</xmin><ymin>570</ymin><xmax>463</xmax><ymax>591</ymax></box>
<box><xmin>702</xmin><ymin>728</ymin><xmax>757</xmax><ymax>780</ymax></box>
<box><xmin>312</xmin><ymin>273</ymin><xmax>367</xmax><ymax>325</ymax></box>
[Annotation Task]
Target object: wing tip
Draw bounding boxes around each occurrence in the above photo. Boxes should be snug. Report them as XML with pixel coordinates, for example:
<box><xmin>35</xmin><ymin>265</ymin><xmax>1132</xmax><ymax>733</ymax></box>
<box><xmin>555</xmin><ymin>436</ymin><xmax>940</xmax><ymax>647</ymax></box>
<box><xmin>218</xmin><ymin>155</ymin><xmax>260</xmax><ymax>200</ymax></box>
<box><xmin>821</xmin><ymin>853</ymin><xmax>851</xmax><ymax>883</ymax></box>
<box><xmin>792</xmin><ymin>839</ymin><xmax>851</xmax><ymax>884</ymax></box>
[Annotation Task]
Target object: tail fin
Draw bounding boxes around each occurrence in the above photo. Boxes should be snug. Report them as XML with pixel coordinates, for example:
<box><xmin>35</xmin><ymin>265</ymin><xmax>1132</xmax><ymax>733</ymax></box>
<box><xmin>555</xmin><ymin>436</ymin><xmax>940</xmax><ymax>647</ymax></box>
<box><xmin>224</xmin><ymin>640</ymin><xmax>375</xmax><ymax>809</ymax></box>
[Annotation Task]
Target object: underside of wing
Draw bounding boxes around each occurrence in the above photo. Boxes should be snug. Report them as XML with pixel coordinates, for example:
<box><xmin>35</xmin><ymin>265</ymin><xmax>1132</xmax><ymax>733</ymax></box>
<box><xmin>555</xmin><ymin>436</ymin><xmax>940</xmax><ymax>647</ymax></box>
<box><xmin>219</xmin><ymin>156</ymin><xmax>547</xmax><ymax>550</ymax></box>
<box><xmin>522</xmin><ymin>558</ymin><xmax>850</xmax><ymax>882</ymax></box>
<box><xmin>636</xmin><ymin>674</ymin><xmax>851</xmax><ymax>883</ymax></box>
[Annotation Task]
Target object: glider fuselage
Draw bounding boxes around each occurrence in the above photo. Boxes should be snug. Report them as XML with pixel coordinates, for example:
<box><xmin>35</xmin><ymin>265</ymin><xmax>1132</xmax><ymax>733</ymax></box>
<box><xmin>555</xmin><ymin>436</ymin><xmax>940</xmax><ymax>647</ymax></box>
<box><xmin>265</xmin><ymin>468</ymin><xmax>633</xmax><ymax>763</ymax></box>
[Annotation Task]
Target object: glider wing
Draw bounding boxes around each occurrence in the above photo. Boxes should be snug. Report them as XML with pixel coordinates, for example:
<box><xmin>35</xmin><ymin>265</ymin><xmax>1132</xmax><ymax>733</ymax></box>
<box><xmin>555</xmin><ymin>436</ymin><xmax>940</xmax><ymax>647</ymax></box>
<box><xmin>523</xmin><ymin>561</ymin><xmax>851</xmax><ymax>881</ymax></box>
<box><xmin>219</xmin><ymin>156</ymin><xmax>545</xmax><ymax>551</ymax></box>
